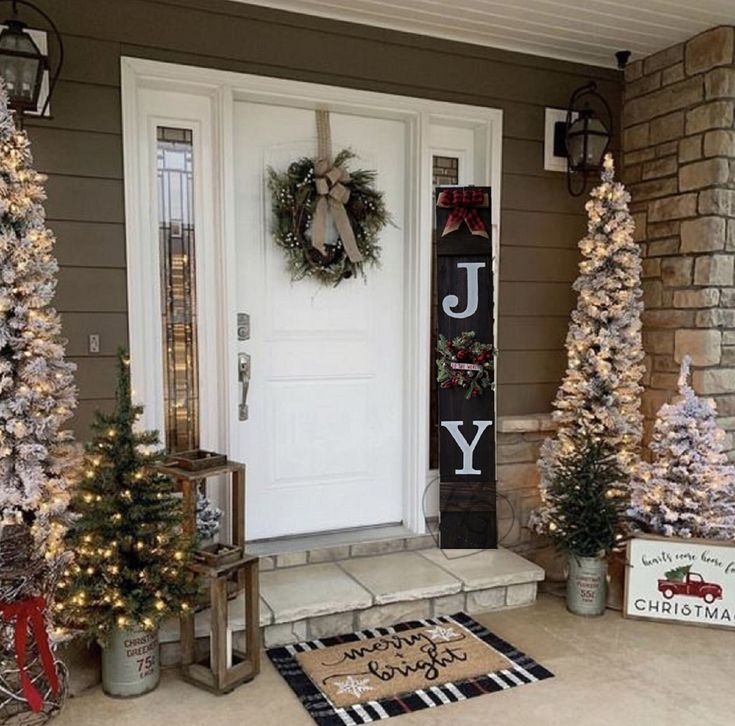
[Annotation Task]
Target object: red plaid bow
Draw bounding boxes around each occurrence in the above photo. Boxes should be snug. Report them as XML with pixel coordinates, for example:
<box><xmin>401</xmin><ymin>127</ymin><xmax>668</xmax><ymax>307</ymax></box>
<box><xmin>437</xmin><ymin>189</ymin><xmax>489</xmax><ymax>238</ymax></box>
<box><xmin>0</xmin><ymin>596</ymin><xmax>59</xmax><ymax>713</ymax></box>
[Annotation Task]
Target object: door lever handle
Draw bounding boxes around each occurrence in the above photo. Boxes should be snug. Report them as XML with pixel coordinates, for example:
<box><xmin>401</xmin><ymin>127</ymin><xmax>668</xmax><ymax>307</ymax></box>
<box><xmin>238</xmin><ymin>353</ymin><xmax>251</xmax><ymax>421</ymax></box>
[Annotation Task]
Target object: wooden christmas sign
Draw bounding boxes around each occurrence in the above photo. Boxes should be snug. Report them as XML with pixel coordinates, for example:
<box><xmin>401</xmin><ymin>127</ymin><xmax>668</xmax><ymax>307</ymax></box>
<box><xmin>624</xmin><ymin>535</ymin><xmax>735</xmax><ymax>630</ymax></box>
<box><xmin>435</xmin><ymin>187</ymin><xmax>496</xmax><ymax>549</ymax></box>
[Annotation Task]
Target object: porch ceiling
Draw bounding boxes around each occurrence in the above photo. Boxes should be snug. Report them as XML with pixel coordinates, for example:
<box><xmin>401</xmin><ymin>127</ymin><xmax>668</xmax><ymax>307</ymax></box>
<box><xmin>239</xmin><ymin>0</ymin><xmax>735</xmax><ymax>69</ymax></box>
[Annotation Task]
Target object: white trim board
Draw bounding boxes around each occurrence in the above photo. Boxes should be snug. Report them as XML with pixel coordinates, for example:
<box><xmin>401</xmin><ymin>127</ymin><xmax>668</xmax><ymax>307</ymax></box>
<box><xmin>121</xmin><ymin>56</ymin><xmax>502</xmax><ymax>535</ymax></box>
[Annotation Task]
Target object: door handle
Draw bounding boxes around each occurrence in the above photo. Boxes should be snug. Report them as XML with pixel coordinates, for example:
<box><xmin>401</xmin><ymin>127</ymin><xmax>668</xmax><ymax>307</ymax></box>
<box><xmin>238</xmin><ymin>352</ymin><xmax>251</xmax><ymax>421</ymax></box>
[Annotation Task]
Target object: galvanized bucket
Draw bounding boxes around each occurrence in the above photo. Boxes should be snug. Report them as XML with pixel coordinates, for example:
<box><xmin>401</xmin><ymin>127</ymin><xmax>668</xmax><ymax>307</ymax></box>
<box><xmin>566</xmin><ymin>554</ymin><xmax>607</xmax><ymax>616</ymax></box>
<box><xmin>101</xmin><ymin>626</ymin><xmax>160</xmax><ymax>697</ymax></box>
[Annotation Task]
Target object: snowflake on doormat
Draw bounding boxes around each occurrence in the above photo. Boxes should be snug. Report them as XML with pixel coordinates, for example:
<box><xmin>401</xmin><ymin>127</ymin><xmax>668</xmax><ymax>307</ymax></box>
<box><xmin>334</xmin><ymin>676</ymin><xmax>374</xmax><ymax>698</ymax></box>
<box><xmin>425</xmin><ymin>625</ymin><xmax>460</xmax><ymax>642</ymax></box>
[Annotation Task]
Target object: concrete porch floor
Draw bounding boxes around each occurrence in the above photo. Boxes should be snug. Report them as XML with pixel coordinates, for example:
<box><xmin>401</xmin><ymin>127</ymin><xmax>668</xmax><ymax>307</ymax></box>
<box><xmin>55</xmin><ymin>594</ymin><xmax>733</xmax><ymax>726</ymax></box>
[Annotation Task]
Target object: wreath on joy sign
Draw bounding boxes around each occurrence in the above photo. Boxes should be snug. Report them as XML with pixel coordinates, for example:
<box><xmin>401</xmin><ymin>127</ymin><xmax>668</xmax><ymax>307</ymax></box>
<box><xmin>437</xmin><ymin>331</ymin><xmax>495</xmax><ymax>399</ymax></box>
<box><xmin>268</xmin><ymin>110</ymin><xmax>391</xmax><ymax>286</ymax></box>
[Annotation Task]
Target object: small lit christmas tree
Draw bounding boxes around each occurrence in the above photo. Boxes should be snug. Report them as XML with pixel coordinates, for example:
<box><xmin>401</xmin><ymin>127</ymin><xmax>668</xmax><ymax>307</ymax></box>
<box><xmin>58</xmin><ymin>351</ymin><xmax>196</xmax><ymax>638</ymax></box>
<box><xmin>532</xmin><ymin>154</ymin><xmax>645</xmax><ymax>551</ymax></box>
<box><xmin>535</xmin><ymin>433</ymin><xmax>627</xmax><ymax>557</ymax></box>
<box><xmin>629</xmin><ymin>356</ymin><xmax>735</xmax><ymax>540</ymax></box>
<box><xmin>196</xmin><ymin>491</ymin><xmax>223</xmax><ymax>543</ymax></box>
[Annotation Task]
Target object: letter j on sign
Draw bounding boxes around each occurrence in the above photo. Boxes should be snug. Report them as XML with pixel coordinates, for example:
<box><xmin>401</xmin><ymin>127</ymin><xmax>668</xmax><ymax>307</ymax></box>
<box><xmin>435</xmin><ymin>186</ymin><xmax>496</xmax><ymax>549</ymax></box>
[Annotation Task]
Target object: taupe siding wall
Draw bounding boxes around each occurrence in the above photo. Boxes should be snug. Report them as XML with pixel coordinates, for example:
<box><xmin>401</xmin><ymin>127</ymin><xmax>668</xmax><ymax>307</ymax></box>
<box><xmin>28</xmin><ymin>0</ymin><xmax>621</xmax><ymax>435</ymax></box>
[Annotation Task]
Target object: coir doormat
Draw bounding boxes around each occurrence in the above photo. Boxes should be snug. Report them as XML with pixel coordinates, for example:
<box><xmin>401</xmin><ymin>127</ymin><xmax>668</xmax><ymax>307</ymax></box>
<box><xmin>267</xmin><ymin>612</ymin><xmax>553</xmax><ymax>725</ymax></box>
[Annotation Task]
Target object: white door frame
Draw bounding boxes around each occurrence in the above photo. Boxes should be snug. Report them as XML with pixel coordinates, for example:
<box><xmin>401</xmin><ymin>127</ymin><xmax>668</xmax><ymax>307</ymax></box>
<box><xmin>120</xmin><ymin>56</ymin><xmax>502</xmax><ymax>535</ymax></box>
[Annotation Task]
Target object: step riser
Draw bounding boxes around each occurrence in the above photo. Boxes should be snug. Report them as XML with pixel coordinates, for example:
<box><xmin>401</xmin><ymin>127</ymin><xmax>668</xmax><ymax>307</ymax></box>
<box><xmin>160</xmin><ymin>581</ymin><xmax>538</xmax><ymax>664</ymax></box>
<box><xmin>253</xmin><ymin>534</ymin><xmax>437</xmax><ymax>571</ymax></box>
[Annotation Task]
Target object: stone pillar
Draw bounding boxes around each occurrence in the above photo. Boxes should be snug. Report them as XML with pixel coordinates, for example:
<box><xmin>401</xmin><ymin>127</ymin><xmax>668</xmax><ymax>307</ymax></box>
<box><xmin>622</xmin><ymin>26</ymin><xmax>735</xmax><ymax>455</ymax></box>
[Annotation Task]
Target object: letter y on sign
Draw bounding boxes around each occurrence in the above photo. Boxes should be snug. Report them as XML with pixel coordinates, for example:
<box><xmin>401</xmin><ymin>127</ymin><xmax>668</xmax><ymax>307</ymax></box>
<box><xmin>440</xmin><ymin>420</ymin><xmax>493</xmax><ymax>475</ymax></box>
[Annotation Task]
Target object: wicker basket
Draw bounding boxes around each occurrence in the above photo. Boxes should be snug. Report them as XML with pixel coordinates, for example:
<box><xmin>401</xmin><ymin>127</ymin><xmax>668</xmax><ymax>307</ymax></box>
<box><xmin>0</xmin><ymin>655</ymin><xmax>68</xmax><ymax>725</ymax></box>
<box><xmin>0</xmin><ymin>525</ymin><xmax>45</xmax><ymax>605</ymax></box>
<box><xmin>0</xmin><ymin>523</ymin><xmax>68</xmax><ymax>724</ymax></box>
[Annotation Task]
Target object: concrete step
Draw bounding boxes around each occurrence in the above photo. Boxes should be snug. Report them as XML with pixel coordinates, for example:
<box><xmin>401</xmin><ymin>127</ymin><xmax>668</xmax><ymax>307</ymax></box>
<box><xmin>160</xmin><ymin>546</ymin><xmax>544</xmax><ymax>663</ymax></box>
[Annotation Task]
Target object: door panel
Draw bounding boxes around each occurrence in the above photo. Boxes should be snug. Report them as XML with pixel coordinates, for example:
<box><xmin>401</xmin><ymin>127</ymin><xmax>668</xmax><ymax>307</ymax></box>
<box><xmin>233</xmin><ymin>101</ymin><xmax>406</xmax><ymax>539</ymax></box>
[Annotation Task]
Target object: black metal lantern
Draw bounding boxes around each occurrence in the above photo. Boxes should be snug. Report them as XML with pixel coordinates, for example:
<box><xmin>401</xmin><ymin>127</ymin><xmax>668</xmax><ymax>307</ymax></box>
<box><xmin>565</xmin><ymin>81</ymin><xmax>612</xmax><ymax>196</ymax></box>
<box><xmin>0</xmin><ymin>18</ymin><xmax>45</xmax><ymax>113</ymax></box>
<box><xmin>0</xmin><ymin>0</ymin><xmax>63</xmax><ymax>123</ymax></box>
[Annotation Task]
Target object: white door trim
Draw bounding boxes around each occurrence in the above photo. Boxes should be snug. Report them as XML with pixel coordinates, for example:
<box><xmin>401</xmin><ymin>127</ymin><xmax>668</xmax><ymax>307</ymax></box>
<box><xmin>121</xmin><ymin>56</ymin><xmax>502</xmax><ymax>535</ymax></box>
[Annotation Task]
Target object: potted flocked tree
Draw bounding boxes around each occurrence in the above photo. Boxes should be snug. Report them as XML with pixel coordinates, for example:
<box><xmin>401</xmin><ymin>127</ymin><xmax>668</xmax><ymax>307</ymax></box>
<box><xmin>629</xmin><ymin>356</ymin><xmax>735</xmax><ymax>541</ymax></box>
<box><xmin>531</xmin><ymin>154</ymin><xmax>645</xmax><ymax>616</ymax></box>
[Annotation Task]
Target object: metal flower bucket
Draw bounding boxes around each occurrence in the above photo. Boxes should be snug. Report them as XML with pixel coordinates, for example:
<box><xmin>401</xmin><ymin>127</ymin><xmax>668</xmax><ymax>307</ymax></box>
<box><xmin>101</xmin><ymin>627</ymin><xmax>160</xmax><ymax>697</ymax></box>
<box><xmin>566</xmin><ymin>554</ymin><xmax>608</xmax><ymax>616</ymax></box>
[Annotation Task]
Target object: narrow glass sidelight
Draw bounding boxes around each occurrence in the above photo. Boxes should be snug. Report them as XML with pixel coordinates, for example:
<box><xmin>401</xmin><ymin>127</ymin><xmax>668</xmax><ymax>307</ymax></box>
<box><xmin>156</xmin><ymin>126</ymin><xmax>199</xmax><ymax>452</ymax></box>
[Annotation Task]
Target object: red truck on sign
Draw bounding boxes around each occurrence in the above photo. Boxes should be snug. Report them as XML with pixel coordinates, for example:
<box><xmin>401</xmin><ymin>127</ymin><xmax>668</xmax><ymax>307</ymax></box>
<box><xmin>658</xmin><ymin>572</ymin><xmax>723</xmax><ymax>604</ymax></box>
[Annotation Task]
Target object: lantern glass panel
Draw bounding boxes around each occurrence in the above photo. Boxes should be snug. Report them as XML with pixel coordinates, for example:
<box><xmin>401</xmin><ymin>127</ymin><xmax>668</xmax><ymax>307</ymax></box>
<box><xmin>0</xmin><ymin>25</ymin><xmax>42</xmax><ymax>105</ymax></box>
<box><xmin>567</xmin><ymin>115</ymin><xmax>609</xmax><ymax>171</ymax></box>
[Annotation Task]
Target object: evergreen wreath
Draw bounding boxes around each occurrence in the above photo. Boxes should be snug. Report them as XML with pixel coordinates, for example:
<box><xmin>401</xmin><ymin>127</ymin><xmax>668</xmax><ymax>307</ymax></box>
<box><xmin>436</xmin><ymin>331</ymin><xmax>495</xmax><ymax>399</ymax></box>
<box><xmin>267</xmin><ymin>149</ymin><xmax>390</xmax><ymax>286</ymax></box>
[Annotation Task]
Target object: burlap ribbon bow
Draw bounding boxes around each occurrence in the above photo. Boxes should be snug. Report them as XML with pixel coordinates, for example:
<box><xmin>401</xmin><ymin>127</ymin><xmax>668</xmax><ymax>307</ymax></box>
<box><xmin>0</xmin><ymin>596</ymin><xmax>59</xmax><ymax>713</ymax></box>
<box><xmin>311</xmin><ymin>110</ymin><xmax>363</xmax><ymax>263</ymax></box>
<box><xmin>437</xmin><ymin>189</ymin><xmax>490</xmax><ymax>238</ymax></box>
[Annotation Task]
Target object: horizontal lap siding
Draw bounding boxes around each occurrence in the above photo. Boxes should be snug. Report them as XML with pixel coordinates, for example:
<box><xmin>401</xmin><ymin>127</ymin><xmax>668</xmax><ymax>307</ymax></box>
<box><xmin>28</xmin><ymin>0</ymin><xmax>620</xmax><ymax>434</ymax></box>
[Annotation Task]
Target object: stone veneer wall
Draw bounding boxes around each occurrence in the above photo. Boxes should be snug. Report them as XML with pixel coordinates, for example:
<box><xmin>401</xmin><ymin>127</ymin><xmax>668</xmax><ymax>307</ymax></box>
<box><xmin>622</xmin><ymin>26</ymin><xmax>735</xmax><ymax>455</ymax></box>
<box><xmin>496</xmin><ymin>414</ymin><xmax>555</xmax><ymax>555</ymax></box>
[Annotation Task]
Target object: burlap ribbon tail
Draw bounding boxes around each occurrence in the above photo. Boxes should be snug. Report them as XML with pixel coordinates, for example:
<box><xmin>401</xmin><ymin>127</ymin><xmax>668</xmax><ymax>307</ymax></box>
<box><xmin>312</xmin><ymin>109</ymin><xmax>363</xmax><ymax>263</ymax></box>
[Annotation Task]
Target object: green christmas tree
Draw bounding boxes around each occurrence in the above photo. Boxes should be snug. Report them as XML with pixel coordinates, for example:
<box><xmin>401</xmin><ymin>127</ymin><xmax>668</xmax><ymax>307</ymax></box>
<box><xmin>664</xmin><ymin>565</ymin><xmax>691</xmax><ymax>582</ymax></box>
<box><xmin>536</xmin><ymin>433</ymin><xmax>628</xmax><ymax>557</ymax></box>
<box><xmin>57</xmin><ymin>351</ymin><xmax>196</xmax><ymax>638</ymax></box>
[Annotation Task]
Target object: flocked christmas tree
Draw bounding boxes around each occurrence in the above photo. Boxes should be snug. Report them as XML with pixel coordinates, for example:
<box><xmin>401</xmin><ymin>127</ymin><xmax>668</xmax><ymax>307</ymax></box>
<box><xmin>0</xmin><ymin>79</ymin><xmax>77</xmax><ymax>563</ymax></box>
<box><xmin>58</xmin><ymin>351</ymin><xmax>196</xmax><ymax>638</ymax></box>
<box><xmin>0</xmin><ymin>80</ymin><xmax>76</xmax><ymax>721</ymax></box>
<box><xmin>531</xmin><ymin>154</ymin><xmax>645</xmax><ymax>554</ymax></box>
<box><xmin>629</xmin><ymin>356</ymin><xmax>735</xmax><ymax>540</ymax></box>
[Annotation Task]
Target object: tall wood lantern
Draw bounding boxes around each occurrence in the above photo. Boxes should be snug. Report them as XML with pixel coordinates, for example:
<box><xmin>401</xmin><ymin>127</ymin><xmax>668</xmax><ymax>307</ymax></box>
<box><xmin>435</xmin><ymin>187</ymin><xmax>497</xmax><ymax>549</ymax></box>
<box><xmin>182</xmin><ymin>553</ymin><xmax>260</xmax><ymax>694</ymax></box>
<box><xmin>155</xmin><ymin>455</ymin><xmax>259</xmax><ymax>693</ymax></box>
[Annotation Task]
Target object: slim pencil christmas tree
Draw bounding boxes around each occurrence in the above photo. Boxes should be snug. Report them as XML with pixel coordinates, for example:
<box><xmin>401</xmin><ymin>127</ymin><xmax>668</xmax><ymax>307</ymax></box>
<box><xmin>58</xmin><ymin>351</ymin><xmax>196</xmax><ymax>638</ymax></box>
<box><xmin>532</xmin><ymin>154</ymin><xmax>645</xmax><ymax>552</ymax></box>
<box><xmin>630</xmin><ymin>356</ymin><xmax>735</xmax><ymax>540</ymax></box>
<box><xmin>0</xmin><ymin>79</ymin><xmax>76</xmax><ymax>720</ymax></box>
<box><xmin>0</xmin><ymin>81</ymin><xmax>76</xmax><ymax>558</ymax></box>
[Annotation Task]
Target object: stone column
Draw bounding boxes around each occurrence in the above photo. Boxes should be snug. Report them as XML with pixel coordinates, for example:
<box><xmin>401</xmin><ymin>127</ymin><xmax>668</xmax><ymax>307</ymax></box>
<box><xmin>622</xmin><ymin>26</ymin><xmax>735</xmax><ymax>456</ymax></box>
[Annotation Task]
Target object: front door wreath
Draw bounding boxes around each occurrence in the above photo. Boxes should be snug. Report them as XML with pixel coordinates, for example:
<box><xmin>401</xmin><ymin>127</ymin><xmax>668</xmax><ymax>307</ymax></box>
<box><xmin>267</xmin><ymin>110</ymin><xmax>390</xmax><ymax>286</ymax></box>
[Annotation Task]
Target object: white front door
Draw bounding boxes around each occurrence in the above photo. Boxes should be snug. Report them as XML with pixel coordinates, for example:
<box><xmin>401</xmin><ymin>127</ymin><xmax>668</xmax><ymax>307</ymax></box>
<box><xmin>122</xmin><ymin>58</ymin><xmax>503</xmax><ymax>544</ymax></box>
<box><xmin>233</xmin><ymin>102</ymin><xmax>406</xmax><ymax>539</ymax></box>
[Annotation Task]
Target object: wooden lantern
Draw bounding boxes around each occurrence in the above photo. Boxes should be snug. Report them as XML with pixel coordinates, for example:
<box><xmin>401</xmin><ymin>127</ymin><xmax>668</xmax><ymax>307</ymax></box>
<box><xmin>180</xmin><ymin>553</ymin><xmax>260</xmax><ymax>694</ymax></box>
<box><xmin>154</xmin><ymin>456</ymin><xmax>259</xmax><ymax>692</ymax></box>
<box><xmin>155</xmin><ymin>457</ymin><xmax>246</xmax><ymax>551</ymax></box>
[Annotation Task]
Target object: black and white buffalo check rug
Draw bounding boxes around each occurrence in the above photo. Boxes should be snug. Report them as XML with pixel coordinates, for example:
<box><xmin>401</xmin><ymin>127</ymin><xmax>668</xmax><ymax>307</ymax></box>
<box><xmin>267</xmin><ymin>612</ymin><xmax>554</xmax><ymax>725</ymax></box>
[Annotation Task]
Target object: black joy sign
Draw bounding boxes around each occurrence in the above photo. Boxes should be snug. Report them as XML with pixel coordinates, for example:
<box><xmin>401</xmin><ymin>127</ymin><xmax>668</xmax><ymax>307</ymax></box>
<box><xmin>435</xmin><ymin>186</ymin><xmax>496</xmax><ymax>549</ymax></box>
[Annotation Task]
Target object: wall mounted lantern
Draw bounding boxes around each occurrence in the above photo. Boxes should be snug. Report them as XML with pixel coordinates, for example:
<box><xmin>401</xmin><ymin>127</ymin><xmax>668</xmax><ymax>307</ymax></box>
<box><xmin>564</xmin><ymin>81</ymin><xmax>612</xmax><ymax>196</ymax></box>
<box><xmin>0</xmin><ymin>0</ymin><xmax>63</xmax><ymax>124</ymax></box>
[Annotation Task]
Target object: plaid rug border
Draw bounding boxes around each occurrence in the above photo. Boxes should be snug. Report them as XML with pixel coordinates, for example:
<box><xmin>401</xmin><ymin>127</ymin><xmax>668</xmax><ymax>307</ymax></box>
<box><xmin>267</xmin><ymin>612</ymin><xmax>554</xmax><ymax>726</ymax></box>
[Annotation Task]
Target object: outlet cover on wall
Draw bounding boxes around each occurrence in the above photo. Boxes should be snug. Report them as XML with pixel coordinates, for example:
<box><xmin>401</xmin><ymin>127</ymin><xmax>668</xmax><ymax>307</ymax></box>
<box><xmin>88</xmin><ymin>334</ymin><xmax>100</xmax><ymax>354</ymax></box>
